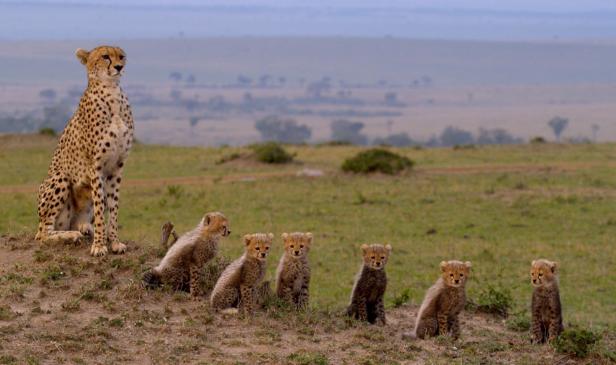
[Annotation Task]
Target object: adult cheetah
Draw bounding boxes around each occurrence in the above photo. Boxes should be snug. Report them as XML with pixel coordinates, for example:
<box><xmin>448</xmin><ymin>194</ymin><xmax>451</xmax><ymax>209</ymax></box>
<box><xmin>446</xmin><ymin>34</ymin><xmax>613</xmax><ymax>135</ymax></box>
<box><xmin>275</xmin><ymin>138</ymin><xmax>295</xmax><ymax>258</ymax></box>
<box><xmin>35</xmin><ymin>45</ymin><xmax>134</xmax><ymax>257</ymax></box>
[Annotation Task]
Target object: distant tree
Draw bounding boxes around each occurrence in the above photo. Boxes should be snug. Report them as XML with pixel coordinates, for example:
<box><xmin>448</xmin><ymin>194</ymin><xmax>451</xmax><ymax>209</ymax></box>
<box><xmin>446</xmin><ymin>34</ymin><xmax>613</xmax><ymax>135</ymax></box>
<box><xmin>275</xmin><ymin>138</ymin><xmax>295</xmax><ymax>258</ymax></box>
<box><xmin>189</xmin><ymin>116</ymin><xmax>200</xmax><ymax>127</ymax></box>
<box><xmin>591</xmin><ymin>124</ymin><xmax>600</xmax><ymax>142</ymax></box>
<box><xmin>185</xmin><ymin>74</ymin><xmax>196</xmax><ymax>84</ymax></box>
<box><xmin>170</xmin><ymin>89</ymin><xmax>182</xmax><ymax>102</ymax></box>
<box><xmin>306</xmin><ymin>78</ymin><xmax>332</xmax><ymax>98</ymax></box>
<box><xmin>330</xmin><ymin>119</ymin><xmax>368</xmax><ymax>145</ymax></box>
<box><xmin>439</xmin><ymin>126</ymin><xmax>475</xmax><ymax>147</ymax></box>
<box><xmin>40</xmin><ymin>102</ymin><xmax>72</xmax><ymax>132</ymax></box>
<box><xmin>169</xmin><ymin>72</ymin><xmax>182</xmax><ymax>82</ymax></box>
<box><xmin>38</xmin><ymin>88</ymin><xmax>57</xmax><ymax>102</ymax></box>
<box><xmin>237</xmin><ymin>74</ymin><xmax>252</xmax><ymax>86</ymax></box>
<box><xmin>258</xmin><ymin>74</ymin><xmax>272</xmax><ymax>87</ymax></box>
<box><xmin>384</xmin><ymin>92</ymin><xmax>398</xmax><ymax>105</ymax></box>
<box><xmin>255</xmin><ymin>115</ymin><xmax>312</xmax><ymax>144</ymax></box>
<box><xmin>373</xmin><ymin>133</ymin><xmax>415</xmax><ymax>147</ymax></box>
<box><xmin>476</xmin><ymin>128</ymin><xmax>522</xmax><ymax>145</ymax></box>
<box><xmin>548</xmin><ymin>116</ymin><xmax>569</xmax><ymax>141</ymax></box>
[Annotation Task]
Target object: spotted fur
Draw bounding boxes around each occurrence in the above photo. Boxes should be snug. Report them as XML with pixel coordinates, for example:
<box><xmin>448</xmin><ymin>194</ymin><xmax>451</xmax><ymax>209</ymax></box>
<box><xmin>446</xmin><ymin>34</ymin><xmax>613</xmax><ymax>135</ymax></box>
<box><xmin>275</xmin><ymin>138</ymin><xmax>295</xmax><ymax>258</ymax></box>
<box><xmin>347</xmin><ymin>244</ymin><xmax>391</xmax><ymax>325</ymax></box>
<box><xmin>142</xmin><ymin>212</ymin><xmax>230</xmax><ymax>297</ymax></box>
<box><xmin>410</xmin><ymin>260</ymin><xmax>471</xmax><ymax>340</ymax></box>
<box><xmin>275</xmin><ymin>232</ymin><xmax>312</xmax><ymax>310</ymax></box>
<box><xmin>35</xmin><ymin>46</ymin><xmax>133</xmax><ymax>257</ymax></box>
<box><xmin>530</xmin><ymin>259</ymin><xmax>564</xmax><ymax>343</ymax></box>
<box><xmin>210</xmin><ymin>233</ymin><xmax>273</xmax><ymax>315</ymax></box>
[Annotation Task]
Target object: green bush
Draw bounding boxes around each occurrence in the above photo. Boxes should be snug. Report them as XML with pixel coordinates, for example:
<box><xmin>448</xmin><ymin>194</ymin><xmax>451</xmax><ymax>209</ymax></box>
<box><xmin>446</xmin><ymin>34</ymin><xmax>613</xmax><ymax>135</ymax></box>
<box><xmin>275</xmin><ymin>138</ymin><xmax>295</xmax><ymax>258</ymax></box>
<box><xmin>506</xmin><ymin>312</ymin><xmax>531</xmax><ymax>332</ymax></box>
<box><xmin>341</xmin><ymin>148</ymin><xmax>413</xmax><ymax>175</ymax></box>
<box><xmin>251</xmin><ymin>142</ymin><xmax>294</xmax><ymax>164</ymax></box>
<box><xmin>392</xmin><ymin>288</ymin><xmax>412</xmax><ymax>308</ymax></box>
<box><xmin>552</xmin><ymin>328</ymin><xmax>600</xmax><ymax>358</ymax></box>
<box><xmin>38</xmin><ymin>127</ymin><xmax>57</xmax><ymax>137</ymax></box>
<box><xmin>474</xmin><ymin>284</ymin><xmax>513</xmax><ymax>317</ymax></box>
<box><xmin>530</xmin><ymin>136</ymin><xmax>546</xmax><ymax>144</ymax></box>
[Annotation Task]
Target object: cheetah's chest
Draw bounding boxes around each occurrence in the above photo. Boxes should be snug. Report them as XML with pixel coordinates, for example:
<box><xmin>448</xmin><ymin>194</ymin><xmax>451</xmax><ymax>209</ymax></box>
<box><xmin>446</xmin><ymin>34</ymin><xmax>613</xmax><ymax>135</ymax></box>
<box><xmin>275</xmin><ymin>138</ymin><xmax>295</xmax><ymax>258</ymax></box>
<box><xmin>98</xmin><ymin>89</ymin><xmax>133</xmax><ymax>174</ymax></box>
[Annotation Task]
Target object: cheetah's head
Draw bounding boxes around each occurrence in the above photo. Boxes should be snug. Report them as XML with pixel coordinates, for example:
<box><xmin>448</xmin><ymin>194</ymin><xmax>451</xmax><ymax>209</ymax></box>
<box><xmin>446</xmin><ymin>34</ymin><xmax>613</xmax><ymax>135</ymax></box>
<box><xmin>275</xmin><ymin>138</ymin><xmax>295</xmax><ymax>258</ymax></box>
<box><xmin>75</xmin><ymin>46</ymin><xmax>126</xmax><ymax>81</ymax></box>
<box><xmin>530</xmin><ymin>259</ymin><xmax>558</xmax><ymax>288</ymax></box>
<box><xmin>440</xmin><ymin>260</ymin><xmax>471</xmax><ymax>288</ymax></box>
<box><xmin>281</xmin><ymin>232</ymin><xmax>312</xmax><ymax>259</ymax></box>
<box><xmin>203</xmin><ymin>211</ymin><xmax>230</xmax><ymax>237</ymax></box>
<box><xmin>244</xmin><ymin>233</ymin><xmax>273</xmax><ymax>261</ymax></box>
<box><xmin>361</xmin><ymin>243</ymin><xmax>392</xmax><ymax>270</ymax></box>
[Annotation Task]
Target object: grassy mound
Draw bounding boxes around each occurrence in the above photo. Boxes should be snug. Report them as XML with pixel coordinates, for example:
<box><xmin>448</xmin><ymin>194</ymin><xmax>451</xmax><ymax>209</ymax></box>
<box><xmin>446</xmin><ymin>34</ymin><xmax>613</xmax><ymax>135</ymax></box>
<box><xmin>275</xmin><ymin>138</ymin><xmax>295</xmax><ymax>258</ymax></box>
<box><xmin>341</xmin><ymin>148</ymin><xmax>413</xmax><ymax>174</ymax></box>
<box><xmin>251</xmin><ymin>142</ymin><xmax>294</xmax><ymax>164</ymax></box>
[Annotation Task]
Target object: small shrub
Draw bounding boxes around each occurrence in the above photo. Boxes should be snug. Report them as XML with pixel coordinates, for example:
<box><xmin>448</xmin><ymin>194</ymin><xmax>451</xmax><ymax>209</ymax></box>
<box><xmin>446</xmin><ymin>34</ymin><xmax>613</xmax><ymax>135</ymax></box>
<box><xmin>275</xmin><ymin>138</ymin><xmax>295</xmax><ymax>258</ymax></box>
<box><xmin>38</xmin><ymin>127</ymin><xmax>56</xmax><ymax>137</ymax></box>
<box><xmin>552</xmin><ymin>328</ymin><xmax>600</xmax><ymax>358</ymax></box>
<box><xmin>41</xmin><ymin>264</ymin><xmax>65</xmax><ymax>282</ymax></box>
<box><xmin>287</xmin><ymin>351</ymin><xmax>329</xmax><ymax>365</ymax></box>
<box><xmin>453</xmin><ymin>144</ymin><xmax>476</xmax><ymax>150</ymax></box>
<box><xmin>251</xmin><ymin>142</ymin><xmax>294</xmax><ymax>164</ymax></box>
<box><xmin>341</xmin><ymin>148</ymin><xmax>413</xmax><ymax>175</ymax></box>
<box><xmin>530</xmin><ymin>136</ymin><xmax>546</xmax><ymax>144</ymax></box>
<box><xmin>506</xmin><ymin>312</ymin><xmax>531</xmax><ymax>332</ymax></box>
<box><xmin>215</xmin><ymin>152</ymin><xmax>242</xmax><ymax>165</ymax></box>
<box><xmin>474</xmin><ymin>284</ymin><xmax>513</xmax><ymax>317</ymax></box>
<box><xmin>392</xmin><ymin>288</ymin><xmax>411</xmax><ymax>308</ymax></box>
<box><xmin>166</xmin><ymin>185</ymin><xmax>184</xmax><ymax>199</ymax></box>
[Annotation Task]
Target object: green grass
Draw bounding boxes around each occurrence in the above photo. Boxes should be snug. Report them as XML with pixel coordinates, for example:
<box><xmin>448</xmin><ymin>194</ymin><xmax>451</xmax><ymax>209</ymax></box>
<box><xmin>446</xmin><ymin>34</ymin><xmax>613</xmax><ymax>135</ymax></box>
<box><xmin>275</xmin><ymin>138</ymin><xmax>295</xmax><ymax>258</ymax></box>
<box><xmin>1</xmin><ymin>135</ymin><xmax>615</xmax><ymax>328</ymax></box>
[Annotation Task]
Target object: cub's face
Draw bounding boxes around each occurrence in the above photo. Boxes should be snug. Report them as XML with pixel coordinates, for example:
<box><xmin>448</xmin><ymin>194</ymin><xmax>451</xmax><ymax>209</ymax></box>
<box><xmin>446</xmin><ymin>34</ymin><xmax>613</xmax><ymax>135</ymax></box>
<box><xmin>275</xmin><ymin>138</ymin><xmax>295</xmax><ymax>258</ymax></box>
<box><xmin>361</xmin><ymin>244</ymin><xmax>392</xmax><ymax>270</ymax></box>
<box><xmin>282</xmin><ymin>232</ymin><xmax>312</xmax><ymax>258</ymax></box>
<box><xmin>440</xmin><ymin>260</ymin><xmax>471</xmax><ymax>288</ymax></box>
<box><xmin>530</xmin><ymin>259</ymin><xmax>558</xmax><ymax>287</ymax></box>
<box><xmin>75</xmin><ymin>46</ymin><xmax>127</xmax><ymax>81</ymax></box>
<box><xmin>205</xmin><ymin>212</ymin><xmax>230</xmax><ymax>237</ymax></box>
<box><xmin>244</xmin><ymin>233</ymin><xmax>273</xmax><ymax>261</ymax></box>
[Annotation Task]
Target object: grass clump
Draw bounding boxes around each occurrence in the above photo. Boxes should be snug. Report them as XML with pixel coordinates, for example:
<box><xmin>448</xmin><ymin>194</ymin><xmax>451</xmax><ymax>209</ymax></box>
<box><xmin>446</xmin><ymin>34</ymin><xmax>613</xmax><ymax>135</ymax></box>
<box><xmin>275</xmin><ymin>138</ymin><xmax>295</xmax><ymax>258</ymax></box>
<box><xmin>552</xmin><ymin>328</ymin><xmax>600</xmax><ymax>358</ymax></box>
<box><xmin>341</xmin><ymin>148</ymin><xmax>413</xmax><ymax>175</ymax></box>
<box><xmin>287</xmin><ymin>351</ymin><xmax>329</xmax><ymax>365</ymax></box>
<box><xmin>251</xmin><ymin>142</ymin><xmax>294</xmax><ymax>164</ymax></box>
<box><xmin>391</xmin><ymin>288</ymin><xmax>411</xmax><ymax>308</ymax></box>
<box><xmin>530</xmin><ymin>136</ymin><xmax>546</xmax><ymax>144</ymax></box>
<box><xmin>474</xmin><ymin>284</ymin><xmax>513</xmax><ymax>317</ymax></box>
<box><xmin>506</xmin><ymin>312</ymin><xmax>531</xmax><ymax>332</ymax></box>
<box><xmin>38</xmin><ymin>127</ymin><xmax>56</xmax><ymax>137</ymax></box>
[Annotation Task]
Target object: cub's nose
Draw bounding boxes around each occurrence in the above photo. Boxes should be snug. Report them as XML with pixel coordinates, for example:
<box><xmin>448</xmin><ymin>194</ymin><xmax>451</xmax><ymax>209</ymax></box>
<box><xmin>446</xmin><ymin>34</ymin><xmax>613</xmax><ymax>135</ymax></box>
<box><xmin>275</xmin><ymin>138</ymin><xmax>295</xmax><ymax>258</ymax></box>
<box><xmin>114</xmin><ymin>65</ymin><xmax>124</xmax><ymax>71</ymax></box>
<box><xmin>533</xmin><ymin>279</ymin><xmax>537</xmax><ymax>284</ymax></box>
<box><xmin>455</xmin><ymin>279</ymin><xmax>460</xmax><ymax>284</ymax></box>
<box><xmin>226</xmin><ymin>230</ymin><xmax>231</xmax><ymax>236</ymax></box>
<box><xmin>294</xmin><ymin>250</ymin><xmax>300</xmax><ymax>255</ymax></box>
<box><xmin>375</xmin><ymin>262</ymin><xmax>381</xmax><ymax>267</ymax></box>
<box><xmin>260</xmin><ymin>253</ymin><xmax>266</xmax><ymax>258</ymax></box>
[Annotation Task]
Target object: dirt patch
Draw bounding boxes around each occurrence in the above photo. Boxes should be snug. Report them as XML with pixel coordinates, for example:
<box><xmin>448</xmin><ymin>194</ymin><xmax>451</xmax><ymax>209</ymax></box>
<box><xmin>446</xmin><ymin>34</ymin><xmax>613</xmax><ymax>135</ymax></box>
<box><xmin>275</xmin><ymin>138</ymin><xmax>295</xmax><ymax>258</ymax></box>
<box><xmin>0</xmin><ymin>235</ymin><xmax>606</xmax><ymax>364</ymax></box>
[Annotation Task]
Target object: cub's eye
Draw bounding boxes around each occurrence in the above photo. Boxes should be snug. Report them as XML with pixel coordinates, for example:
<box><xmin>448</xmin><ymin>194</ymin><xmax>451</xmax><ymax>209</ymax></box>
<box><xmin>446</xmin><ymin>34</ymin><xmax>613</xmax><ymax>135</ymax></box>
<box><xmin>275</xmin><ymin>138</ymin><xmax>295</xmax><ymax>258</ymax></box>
<box><xmin>300</xmin><ymin>245</ymin><xmax>304</xmax><ymax>248</ymax></box>
<box><xmin>538</xmin><ymin>273</ymin><xmax>543</xmax><ymax>277</ymax></box>
<box><xmin>459</xmin><ymin>273</ymin><xmax>464</xmax><ymax>277</ymax></box>
<box><xmin>255</xmin><ymin>247</ymin><xmax>260</xmax><ymax>251</ymax></box>
<box><xmin>102</xmin><ymin>55</ymin><xmax>110</xmax><ymax>60</ymax></box>
<box><xmin>381</xmin><ymin>256</ymin><xmax>385</xmax><ymax>260</ymax></box>
<box><xmin>265</xmin><ymin>246</ymin><xmax>270</xmax><ymax>250</ymax></box>
<box><xmin>450</xmin><ymin>274</ymin><xmax>454</xmax><ymax>277</ymax></box>
<box><xmin>290</xmin><ymin>245</ymin><xmax>294</xmax><ymax>248</ymax></box>
<box><xmin>371</xmin><ymin>256</ymin><xmax>375</xmax><ymax>259</ymax></box>
<box><xmin>119</xmin><ymin>55</ymin><xmax>125</xmax><ymax>60</ymax></box>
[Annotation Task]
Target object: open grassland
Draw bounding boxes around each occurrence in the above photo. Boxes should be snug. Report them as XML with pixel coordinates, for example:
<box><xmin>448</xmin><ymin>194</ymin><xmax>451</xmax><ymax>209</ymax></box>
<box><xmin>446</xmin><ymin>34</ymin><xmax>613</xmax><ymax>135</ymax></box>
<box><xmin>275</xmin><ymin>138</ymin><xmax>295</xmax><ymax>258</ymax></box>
<box><xmin>0</xmin><ymin>134</ymin><xmax>615</xmax><ymax>364</ymax></box>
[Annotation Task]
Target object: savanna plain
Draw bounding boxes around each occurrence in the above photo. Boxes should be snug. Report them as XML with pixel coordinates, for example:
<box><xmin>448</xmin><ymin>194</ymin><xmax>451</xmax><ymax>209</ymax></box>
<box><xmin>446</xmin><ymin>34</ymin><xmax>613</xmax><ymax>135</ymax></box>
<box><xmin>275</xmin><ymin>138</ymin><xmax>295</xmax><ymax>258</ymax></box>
<box><xmin>0</xmin><ymin>134</ymin><xmax>615</xmax><ymax>364</ymax></box>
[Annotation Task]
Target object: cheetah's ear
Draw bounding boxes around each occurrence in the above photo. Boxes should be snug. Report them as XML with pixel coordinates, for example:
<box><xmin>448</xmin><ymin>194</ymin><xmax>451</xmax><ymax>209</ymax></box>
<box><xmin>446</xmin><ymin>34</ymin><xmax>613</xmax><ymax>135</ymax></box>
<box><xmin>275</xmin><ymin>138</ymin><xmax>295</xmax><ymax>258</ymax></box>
<box><xmin>385</xmin><ymin>244</ymin><xmax>392</xmax><ymax>253</ymax></box>
<box><xmin>305</xmin><ymin>232</ymin><xmax>313</xmax><ymax>245</ymax></box>
<box><xmin>243</xmin><ymin>234</ymin><xmax>252</xmax><ymax>246</ymax></box>
<box><xmin>281</xmin><ymin>233</ymin><xmax>289</xmax><ymax>241</ymax></box>
<box><xmin>440</xmin><ymin>261</ymin><xmax>448</xmax><ymax>272</ymax></box>
<box><xmin>531</xmin><ymin>260</ymin><xmax>537</xmax><ymax>266</ymax></box>
<box><xmin>464</xmin><ymin>261</ymin><xmax>472</xmax><ymax>271</ymax></box>
<box><xmin>267</xmin><ymin>232</ymin><xmax>274</xmax><ymax>241</ymax></box>
<box><xmin>76</xmin><ymin>48</ymin><xmax>89</xmax><ymax>65</ymax></box>
<box><xmin>360</xmin><ymin>244</ymin><xmax>369</xmax><ymax>254</ymax></box>
<box><xmin>550</xmin><ymin>261</ymin><xmax>558</xmax><ymax>273</ymax></box>
<box><xmin>205</xmin><ymin>213</ymin><xmax>213</xmax><ymax>226</ymax></box>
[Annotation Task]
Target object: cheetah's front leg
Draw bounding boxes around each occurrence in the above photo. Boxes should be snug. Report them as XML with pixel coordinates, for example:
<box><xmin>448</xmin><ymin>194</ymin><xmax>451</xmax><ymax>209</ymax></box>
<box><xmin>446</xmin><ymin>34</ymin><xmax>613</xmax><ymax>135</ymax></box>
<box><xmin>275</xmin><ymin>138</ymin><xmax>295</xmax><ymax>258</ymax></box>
<box><xmin>89</xmin><ymin>170</ymin><xmax>108</xmax><ymax>257</ymax></box>
<box><xmin>105</xmin><ymin>165</ymin><xmax>126</xmax><ymax>254</ymax></box>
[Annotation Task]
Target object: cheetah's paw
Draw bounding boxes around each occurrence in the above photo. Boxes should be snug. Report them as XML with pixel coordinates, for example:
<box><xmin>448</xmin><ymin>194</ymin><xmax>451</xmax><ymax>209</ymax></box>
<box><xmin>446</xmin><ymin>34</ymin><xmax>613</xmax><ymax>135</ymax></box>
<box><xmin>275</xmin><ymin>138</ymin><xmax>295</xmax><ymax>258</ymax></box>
<box><xmin>111</xmin><ymin>241</ymin><xmax>127</xmax><ymax>254</ymax></box>
<box><xmin>90</xmin><ymin>242</ymin><xmax>108</xmax><ymax>257</ymax></box>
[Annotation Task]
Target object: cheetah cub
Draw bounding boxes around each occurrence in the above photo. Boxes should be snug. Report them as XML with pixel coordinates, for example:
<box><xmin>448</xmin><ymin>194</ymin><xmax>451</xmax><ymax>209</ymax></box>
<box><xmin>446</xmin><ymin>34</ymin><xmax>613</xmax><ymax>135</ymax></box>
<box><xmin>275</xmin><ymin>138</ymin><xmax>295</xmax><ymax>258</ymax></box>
<box><xmin>210</xmin><ymin>233</ymin><xmax>273</xmax><ymax>315</ymax></box>
<box><xmin>142</xmin><ymin>212</ymin><xmax>230</xmax><ymax>297</ymax></box>
<box><xmin>408</xmin><ymin>260</ymin><xmax>471</xmax><ymax>340</ymax></box>
<box><xmin>347</xmin><ymin>244</ymin><xmax>392</xmax><ymax>325</ymax></box>
<box><xmin>530</xmin><ymin>259</ymin><xmax>564</xmax><ymax>343</ymax></box>
<box><xmin>275</xmin><ymin>232</ymin><xmax>312</xmax><ymax>310</ymax></box>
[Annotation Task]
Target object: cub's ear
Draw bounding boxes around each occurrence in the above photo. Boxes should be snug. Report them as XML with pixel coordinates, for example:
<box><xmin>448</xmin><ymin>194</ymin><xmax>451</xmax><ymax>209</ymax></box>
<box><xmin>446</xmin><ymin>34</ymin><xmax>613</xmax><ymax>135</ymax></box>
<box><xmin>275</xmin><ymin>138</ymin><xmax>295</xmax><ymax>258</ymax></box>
<box><xmin>360</xmin><ymin>244</ymin><xmax>369</xmax><ymax>254</ymax></box>
<box><xmin>75</xmin><ymin>48</ymin><xmax>89</xmax><ymax>65</ymax></box>
<box><xmin>305</xmin><ymin>232</ymin><xmax>313</xmax><ymax>244</ymax></box>
<box><xmin>205</xmin><ymin>213</ymin><xmax>213</xmax><ymax>226</ymax></box>
<box><xmin>550</xmin><ymin>261</ymin><xmax>559</xmax><ymax>273</ymax></box>
<box><xmin>243</xmin><ymin>234</ymin><xmax>252</xmax><ymax>246</ymax></box>
<box><xmin>531</xmin><ymin>260</ymin><xmax>537</xmax><ymax>266</ymax></box>
<box><xmin>464</xmin><ymin>261</ymin><xmax>472</xmax><ymax>269</ymax></box>
<box><xmin>440</xmin><ymin>261</ymin><xmax>448</xmax><ymax>272</ymax></box>
<box><xmin>281</xmin><ymin>233</ymin><xmax>289</xmax><ymax>241</ymax></box>
<box><xmin>267</xmin><ymin>232</ymin><xmax>274</xmax><ymax>240</ymax></box>
<box><xmin>385</xmin><ymin>244</ymin><xmax>392</xmax><ymax>253</ymax></box>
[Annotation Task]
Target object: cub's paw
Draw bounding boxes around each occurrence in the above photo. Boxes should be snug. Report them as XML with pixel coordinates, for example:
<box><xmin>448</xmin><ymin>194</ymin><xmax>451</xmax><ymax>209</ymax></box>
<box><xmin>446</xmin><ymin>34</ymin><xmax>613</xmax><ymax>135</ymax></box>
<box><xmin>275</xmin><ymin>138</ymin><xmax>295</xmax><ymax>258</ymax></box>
<box><xmin>90</xmin><ymin>242</ymin><xmax>108</xmax><ymax>257</ymax></box>
<box><xmin>77</xmin><ymin>223</ymin><xmax>94</xmax><ymax>240</ymax></box>
<box><xmin>111</xmin><ymin>241</ymin><xmax>127</xmax><ymax>254</ymax></box>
